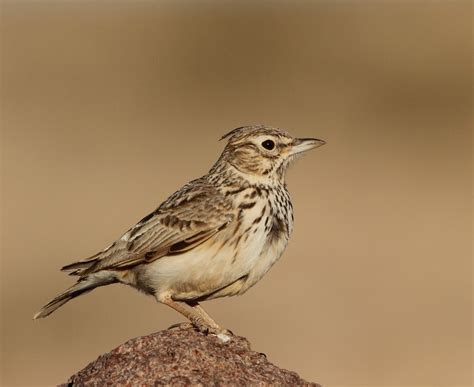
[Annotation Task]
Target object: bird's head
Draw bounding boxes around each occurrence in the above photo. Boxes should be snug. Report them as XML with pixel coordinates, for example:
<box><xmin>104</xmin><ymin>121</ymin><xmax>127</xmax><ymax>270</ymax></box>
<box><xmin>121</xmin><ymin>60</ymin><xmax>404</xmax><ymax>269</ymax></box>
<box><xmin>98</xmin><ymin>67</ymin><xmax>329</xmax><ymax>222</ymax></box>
<box><xmin>215</xmin><ymin>125</ymin><xmax>325</xmax><ymax>183</ymax></box>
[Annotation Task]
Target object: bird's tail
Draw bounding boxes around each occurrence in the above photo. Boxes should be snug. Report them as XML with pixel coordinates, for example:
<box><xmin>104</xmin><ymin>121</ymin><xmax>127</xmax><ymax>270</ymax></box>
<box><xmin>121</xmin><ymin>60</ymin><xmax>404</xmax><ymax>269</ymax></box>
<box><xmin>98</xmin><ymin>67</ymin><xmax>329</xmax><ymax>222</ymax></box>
<box><xmin>33</xmin><ymin>273</ymin><xmax>116</xmax><ymax>319</ymax></box>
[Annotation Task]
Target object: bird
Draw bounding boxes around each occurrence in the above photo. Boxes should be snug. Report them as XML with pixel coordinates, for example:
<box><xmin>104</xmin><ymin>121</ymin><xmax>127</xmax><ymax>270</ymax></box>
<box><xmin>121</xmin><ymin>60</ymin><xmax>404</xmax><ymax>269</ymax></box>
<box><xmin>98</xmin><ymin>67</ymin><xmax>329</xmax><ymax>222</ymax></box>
<box><xmin>34</xmin><ymin>125</ymin><xmax>325</xmax><ymax>337</ymax></box>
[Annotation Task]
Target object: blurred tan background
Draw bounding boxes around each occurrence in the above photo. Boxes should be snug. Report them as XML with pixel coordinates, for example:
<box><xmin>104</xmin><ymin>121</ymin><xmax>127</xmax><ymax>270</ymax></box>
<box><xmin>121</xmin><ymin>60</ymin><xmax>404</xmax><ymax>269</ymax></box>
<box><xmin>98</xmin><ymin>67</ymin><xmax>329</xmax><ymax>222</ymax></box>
<box><xmin>1</xmin><ymin>1</ymin><xmax>472</xmax><ymax>386</ymax></box>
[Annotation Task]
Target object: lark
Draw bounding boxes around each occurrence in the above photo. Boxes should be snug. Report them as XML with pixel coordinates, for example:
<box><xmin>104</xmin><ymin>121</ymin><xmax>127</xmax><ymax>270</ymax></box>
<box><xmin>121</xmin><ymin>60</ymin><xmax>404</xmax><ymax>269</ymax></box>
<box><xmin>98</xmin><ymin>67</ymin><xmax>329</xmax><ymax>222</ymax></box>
<box><xmin>34</xmin><ymin>125</ymin><xmax>325</xmax><ymax>337</ymax></box>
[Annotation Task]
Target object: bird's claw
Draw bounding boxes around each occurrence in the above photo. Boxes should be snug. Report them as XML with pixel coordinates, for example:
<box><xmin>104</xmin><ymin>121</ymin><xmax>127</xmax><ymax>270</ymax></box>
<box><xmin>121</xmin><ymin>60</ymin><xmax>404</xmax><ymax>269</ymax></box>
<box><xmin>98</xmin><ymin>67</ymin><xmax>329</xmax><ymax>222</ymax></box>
<box><xmin>167</xmin><ymin>321</ymin><xmax>233</xmax><ymax>343</ymax></box>
<box><xmin>167</xmin><ymin>322</ymin><xmax>194</xmax><ymax>330</ymax></box>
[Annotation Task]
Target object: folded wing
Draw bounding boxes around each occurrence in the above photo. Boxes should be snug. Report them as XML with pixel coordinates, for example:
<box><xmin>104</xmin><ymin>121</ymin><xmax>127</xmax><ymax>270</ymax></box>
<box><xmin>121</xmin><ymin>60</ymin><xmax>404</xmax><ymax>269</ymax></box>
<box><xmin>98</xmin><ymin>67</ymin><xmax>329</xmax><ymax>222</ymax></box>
<box><xmin>62</xmin><ymin>180</ymin><xmax>234</xmax><ymax>276</ymax></box>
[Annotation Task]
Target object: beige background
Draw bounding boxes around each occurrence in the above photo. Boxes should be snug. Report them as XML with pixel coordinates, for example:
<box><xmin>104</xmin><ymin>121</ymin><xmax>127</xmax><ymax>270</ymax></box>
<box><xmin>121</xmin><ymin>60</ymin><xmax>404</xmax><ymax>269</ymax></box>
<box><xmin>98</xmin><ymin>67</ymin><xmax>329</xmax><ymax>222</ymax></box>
<box><xmin>1</xmin><ymin>1</ymin><xmax>472</xmax><ymax>386</ymax></box>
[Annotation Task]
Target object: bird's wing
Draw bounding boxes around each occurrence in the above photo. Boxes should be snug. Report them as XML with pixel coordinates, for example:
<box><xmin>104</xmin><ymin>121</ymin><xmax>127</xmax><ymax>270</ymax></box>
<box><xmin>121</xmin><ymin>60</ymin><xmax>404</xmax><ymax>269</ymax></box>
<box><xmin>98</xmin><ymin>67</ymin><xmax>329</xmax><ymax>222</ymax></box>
<box><xmin>62</xmin><ymin>180</ymin><xmax>234</xmax><ymax>275</ymax></box>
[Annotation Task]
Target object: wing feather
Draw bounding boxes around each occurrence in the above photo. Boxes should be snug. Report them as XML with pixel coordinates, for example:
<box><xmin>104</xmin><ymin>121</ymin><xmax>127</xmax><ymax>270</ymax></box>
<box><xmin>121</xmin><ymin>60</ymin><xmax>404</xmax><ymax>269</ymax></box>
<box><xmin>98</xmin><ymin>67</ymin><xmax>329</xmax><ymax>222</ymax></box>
<box><xmin>63</xmin><ymin>179</ymin><xmax>234</xmax><ymax>276</ymax></box>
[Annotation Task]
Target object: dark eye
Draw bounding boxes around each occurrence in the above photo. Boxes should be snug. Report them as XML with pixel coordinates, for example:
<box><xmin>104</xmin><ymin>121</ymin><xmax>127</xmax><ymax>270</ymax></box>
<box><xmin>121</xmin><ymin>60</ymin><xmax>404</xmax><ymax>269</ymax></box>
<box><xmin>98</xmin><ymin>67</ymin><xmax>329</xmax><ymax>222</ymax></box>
<box><xmin>261</xmin><ymin>139</ymin><xmax>275</xmax><ymax>150</ymax></box>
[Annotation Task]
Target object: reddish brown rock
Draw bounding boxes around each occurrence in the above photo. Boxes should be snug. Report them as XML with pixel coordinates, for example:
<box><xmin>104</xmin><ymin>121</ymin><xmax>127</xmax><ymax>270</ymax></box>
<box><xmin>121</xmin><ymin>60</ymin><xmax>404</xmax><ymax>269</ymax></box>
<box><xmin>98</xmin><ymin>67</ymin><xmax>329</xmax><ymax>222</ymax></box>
<box><xmin>62</xmin><ymin>324</ymin><xmax>319</xmax><ymax>386</ymax></box>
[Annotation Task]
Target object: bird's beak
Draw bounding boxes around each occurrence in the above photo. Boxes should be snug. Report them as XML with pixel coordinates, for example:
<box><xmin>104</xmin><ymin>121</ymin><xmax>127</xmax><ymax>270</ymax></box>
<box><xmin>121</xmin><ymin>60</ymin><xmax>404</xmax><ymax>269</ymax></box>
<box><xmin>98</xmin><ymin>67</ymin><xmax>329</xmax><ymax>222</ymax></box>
<box><xmin>289</xmin><ymin>138</ymin><xmax>326</xmax><ymax>155</ymax></box>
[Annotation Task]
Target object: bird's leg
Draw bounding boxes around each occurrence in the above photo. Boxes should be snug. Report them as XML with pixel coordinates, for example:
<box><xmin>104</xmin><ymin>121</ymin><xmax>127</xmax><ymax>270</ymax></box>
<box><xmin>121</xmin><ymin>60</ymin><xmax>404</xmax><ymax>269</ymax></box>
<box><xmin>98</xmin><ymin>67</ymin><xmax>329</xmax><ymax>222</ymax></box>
<box><xmin>187</xmin><ymin>301</ymin><xmax>233</xmax><ymax>341</ymax></box>
<box><xmin>159</xmin><ymin>295</ymin><xmax>232</xmax><ymax>342</ymax></box>
<box><xmin>186</xmin><ymin>301</ymin><xmax>222</xmax><ymax>330</ymax></box>
<box><xmin>159</xmin><ymin>295</ymin><xmax>211</xmax><ymax>333</ymax></box>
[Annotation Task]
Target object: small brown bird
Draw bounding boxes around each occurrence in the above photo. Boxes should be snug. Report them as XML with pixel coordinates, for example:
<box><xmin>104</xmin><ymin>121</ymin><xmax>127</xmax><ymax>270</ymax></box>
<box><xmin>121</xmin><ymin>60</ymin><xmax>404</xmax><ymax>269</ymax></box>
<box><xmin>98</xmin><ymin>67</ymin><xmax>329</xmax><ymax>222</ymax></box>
<box><xmin>34</xmin><ymin>125</ymin><xmax>325</xmax><ymax>338</ymax></box>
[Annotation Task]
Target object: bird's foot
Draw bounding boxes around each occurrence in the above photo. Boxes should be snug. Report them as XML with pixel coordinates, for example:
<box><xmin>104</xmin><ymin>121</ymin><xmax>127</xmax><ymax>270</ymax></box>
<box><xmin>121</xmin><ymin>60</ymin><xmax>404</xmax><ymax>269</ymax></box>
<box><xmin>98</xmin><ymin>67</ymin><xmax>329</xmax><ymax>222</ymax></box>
<box><xmin>167</xmin><ymin>322</ymin><xmax>194</xmax><ymax>330</ymax></box>
<box><xmin>191</xmin><ymin>321</ymin><xmax>233</xmax><ymax>343</ymax></box>
<box><xmin>167</xmin><ymin>321</ymin><xmax>233</xmax><ymax>342</ymax></box>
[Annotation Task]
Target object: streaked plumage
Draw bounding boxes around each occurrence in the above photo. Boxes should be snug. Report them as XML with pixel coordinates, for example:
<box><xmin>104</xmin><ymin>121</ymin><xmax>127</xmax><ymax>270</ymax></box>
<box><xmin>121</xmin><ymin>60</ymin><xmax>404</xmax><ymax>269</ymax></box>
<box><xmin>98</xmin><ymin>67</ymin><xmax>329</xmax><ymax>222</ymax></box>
<box><xmin>34</xmin><ymin>125</ymin><xmax>325</xmax><ymax>336</ymax></box>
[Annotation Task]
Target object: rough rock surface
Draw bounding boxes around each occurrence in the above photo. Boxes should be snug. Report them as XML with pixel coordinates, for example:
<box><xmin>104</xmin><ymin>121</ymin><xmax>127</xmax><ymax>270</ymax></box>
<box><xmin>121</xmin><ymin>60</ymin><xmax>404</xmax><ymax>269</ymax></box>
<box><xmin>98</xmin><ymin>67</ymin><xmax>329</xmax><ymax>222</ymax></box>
<box><xmin>62</xmin><ymin>324</ymin><xmax>319</xmax><ymax>386</ymax></box>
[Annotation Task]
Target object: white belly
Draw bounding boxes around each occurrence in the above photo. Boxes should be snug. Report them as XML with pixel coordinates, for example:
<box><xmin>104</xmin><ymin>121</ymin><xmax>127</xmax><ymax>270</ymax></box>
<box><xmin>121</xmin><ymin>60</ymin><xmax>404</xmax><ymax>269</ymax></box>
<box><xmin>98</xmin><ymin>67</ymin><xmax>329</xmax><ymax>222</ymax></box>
<box><xmin>131</xmin><ymin>189</ymin><xmax>292</xmax><ymax>301</ymax></box>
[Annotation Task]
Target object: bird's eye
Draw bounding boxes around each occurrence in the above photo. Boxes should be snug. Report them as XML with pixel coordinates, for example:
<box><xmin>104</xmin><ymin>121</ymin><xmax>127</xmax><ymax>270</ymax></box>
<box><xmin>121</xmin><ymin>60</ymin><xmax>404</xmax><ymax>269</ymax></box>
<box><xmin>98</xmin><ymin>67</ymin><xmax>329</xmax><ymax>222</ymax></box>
<box><xmin>261</xmin><ymin>139</ymin><xmax>275</xmax><ymax>150</ymax></box>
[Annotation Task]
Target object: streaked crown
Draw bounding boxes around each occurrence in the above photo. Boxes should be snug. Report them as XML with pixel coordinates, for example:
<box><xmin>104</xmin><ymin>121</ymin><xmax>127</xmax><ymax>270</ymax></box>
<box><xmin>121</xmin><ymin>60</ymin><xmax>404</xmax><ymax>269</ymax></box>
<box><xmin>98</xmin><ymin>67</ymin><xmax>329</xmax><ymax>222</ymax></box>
<box><xmin>213</xmin><ymin>125</ymin><xmax>325</xmax><ymax>183</ymax></box>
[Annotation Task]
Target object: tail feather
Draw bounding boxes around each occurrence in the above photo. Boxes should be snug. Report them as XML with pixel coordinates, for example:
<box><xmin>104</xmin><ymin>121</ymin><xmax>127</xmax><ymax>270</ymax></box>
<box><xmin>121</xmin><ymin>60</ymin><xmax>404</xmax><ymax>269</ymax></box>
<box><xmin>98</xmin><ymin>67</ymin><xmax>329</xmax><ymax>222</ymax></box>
<box><xmin>61</xmin><ymin>254</ymin><xmax>102</xmax><ymax>276</ymax></box>
<box><xmin>61</xmin><ymin>243</ymin><xmax>118</xmax><ymax>276</ymax></box>
<box><xmin>33</xmin><ymin>274</ymin><xmax>116</xmax><ymax>319</ymax></box>
<box><xmin>61</xmin><ymin>261</ymin><xmax>98</xmax><ymax>276</ymax></box>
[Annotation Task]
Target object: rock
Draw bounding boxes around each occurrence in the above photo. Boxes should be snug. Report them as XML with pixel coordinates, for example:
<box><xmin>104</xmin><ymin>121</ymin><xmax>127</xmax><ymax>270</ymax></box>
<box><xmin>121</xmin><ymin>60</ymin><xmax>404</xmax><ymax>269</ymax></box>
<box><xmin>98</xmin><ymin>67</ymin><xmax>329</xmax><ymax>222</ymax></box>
<box><xmin>62</xmin><ymin>324</ymin><xmax>319</xmax><ymax>386</ymax></box>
